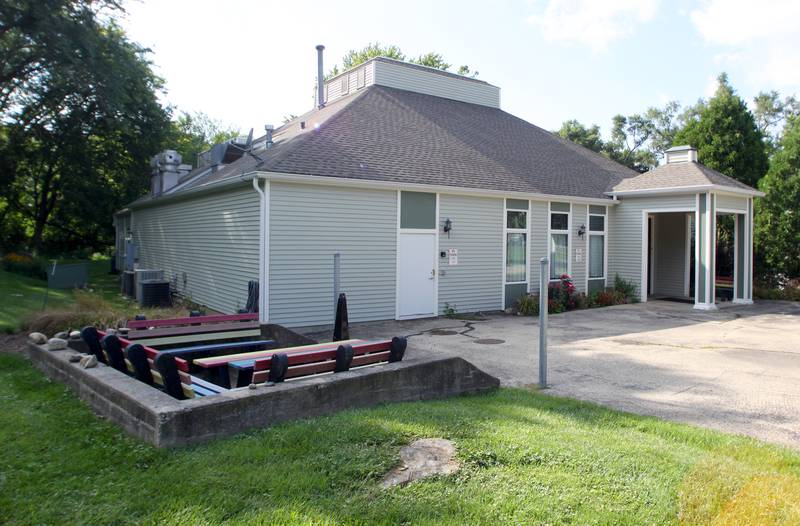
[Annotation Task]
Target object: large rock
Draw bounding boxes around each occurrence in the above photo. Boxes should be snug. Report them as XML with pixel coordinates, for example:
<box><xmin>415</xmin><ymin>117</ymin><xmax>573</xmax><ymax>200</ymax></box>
<box><xmin>54</xmin><ymin>331</ymin><xmax>69</xmax><ymax>340</ymax></box>
<box><xmin>382</xmin><ymin>438</ymin><xmax>460</xmax><ymax>488</ymax></box>
<box><xmin>69</xmin><ymin>330</ymin><xmax>81</xmax><ymax>340</ymax></box>
<box><xmin>28</xmin><ymin>332</ymin><xmax>47</xmax><ymax>345</ymax></box>
<box><xmin>46</xmin><ymin>338</ymin><xmax>68</xmax><ymax>351</ymax></box>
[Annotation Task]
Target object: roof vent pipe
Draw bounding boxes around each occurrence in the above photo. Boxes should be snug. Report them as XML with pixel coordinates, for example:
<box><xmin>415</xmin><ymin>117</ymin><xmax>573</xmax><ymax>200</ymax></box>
<box><xmin>316</xmin><ymin>44</ymin><xmax>325</xmax><ymax>109</ymax></box>
<box><xmin>264</xmin><ymin>124</ymin><xmax>274</xmax><ymax>148</ymax></box>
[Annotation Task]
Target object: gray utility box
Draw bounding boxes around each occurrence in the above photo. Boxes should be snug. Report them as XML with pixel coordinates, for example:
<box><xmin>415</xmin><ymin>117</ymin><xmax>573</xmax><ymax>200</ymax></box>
<box><xmin>134</xmin><ymin>269</ymin><xmax>164</xmax><ymax>301</ymax></box>
<box><xmin>47</xmin><ymin>262</ymin><xmax>88</xmax><ymax>289</ymax></box>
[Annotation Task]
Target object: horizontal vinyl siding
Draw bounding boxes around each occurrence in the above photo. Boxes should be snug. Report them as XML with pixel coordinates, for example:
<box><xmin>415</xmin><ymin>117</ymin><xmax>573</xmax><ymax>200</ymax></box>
<box><xmin>653</xmin><ymin>213</ymin><xmax>688</xmax><ymax>297</ymax></box>
<box><xmin>608</xmin><ymin>194</ymin><xmax>696</xmax><ymax>297</ymax></box>
<box><xmin>133</xmin><ymin>186</ymin><xmax>260</xmax><ymax>314</ymax></box>
<box><xmin>373</xmin><ymin>60</ymin><xmax>500</xmax><ymax>108</ymax></box>
<box><xmin>715</xmin><ymin>193</ymin><xmax>748</xmax><ymax>212</ymax></box>
<box><xmin>438</xmin><ymin>194</ymin><xmax>503</xmax><ymax>313</ymax></box>
<box><xmin>571</xmin><ymin>204</ymin><xmax>587</xmax><ymax>294</ymax></box>
<box><xmin>529</xmin><ymin>200</ymin><xmax>548</xmax><ymax>294</ymax></box>
<box><xmin>269</xmin><ymin>183</ymin><xmax>396</xmax><ymax>327</ymax></box>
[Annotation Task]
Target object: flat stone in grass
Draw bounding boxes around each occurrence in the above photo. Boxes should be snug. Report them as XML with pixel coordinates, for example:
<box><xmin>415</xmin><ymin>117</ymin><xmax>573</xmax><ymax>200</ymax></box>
<box><xmin>382</xmin><ymin>438</ymin><xmax>459</xmax><ymax>488</ymax></box>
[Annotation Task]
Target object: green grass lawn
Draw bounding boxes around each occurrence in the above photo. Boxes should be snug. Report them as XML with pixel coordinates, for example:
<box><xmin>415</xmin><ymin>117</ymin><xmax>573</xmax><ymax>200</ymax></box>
<box><xmin>1</xmin><ymin>354</ymin><xmax>798</xmax><ymax>525</ymax></box>
<box><xmin>0</xmin><ymin>259</ymin><xmax>173</xmax><ymax>333</ymax></box>
<box><xmin>0</xmin><ymin>269</ymin><xmax>74</xmax><ymax>332</ymax></box>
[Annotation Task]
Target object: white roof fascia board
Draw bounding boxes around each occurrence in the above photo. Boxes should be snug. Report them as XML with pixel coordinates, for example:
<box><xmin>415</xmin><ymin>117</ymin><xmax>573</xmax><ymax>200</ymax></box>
<box><xmin>607</xmin><ymin>184</ymin><xmax>764</xmax><ymax>198</ymax></box>
<box><xmin>253</xmin><ymin>170</ymin><xmax>618</xmax><ymax>206</ymax></box>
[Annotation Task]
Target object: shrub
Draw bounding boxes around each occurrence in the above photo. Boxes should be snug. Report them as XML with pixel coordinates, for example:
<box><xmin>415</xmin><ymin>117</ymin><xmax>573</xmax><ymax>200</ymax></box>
<box><xmin>516</xmin><ymin>294</ymin><xmax>539</xmax><ymax>316</ymax></box>
<box><xmin>754</xmin><ymin>284</ymin><xmax>800</xmax><ymax>301</ymax></box>
<box><xmin>590</xmin><ymin>290</ymin><xmax>617</xmax><ymax>307</ymax></box>
<box><xmin>613</xmin><ymin>274</ymin><xmax>639</xmax><ymax>303</ymax></box>
<box><xmin>24</xmin><ymin>289</ymin><xmax>189</xmax><ymax>336</ymax></box>
<box><xmin>1</xmin><ymin>253</ymin><xmax>47</xmax><ymax>280</ymax></box>
<box><xmin>549</xmin><ymin>274</ymin><xmax>579</xmax><ymax>311</ymax></box>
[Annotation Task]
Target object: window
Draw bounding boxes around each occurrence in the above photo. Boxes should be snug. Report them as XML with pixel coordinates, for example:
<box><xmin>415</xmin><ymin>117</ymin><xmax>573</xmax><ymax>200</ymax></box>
<box><xmin>505</xmin><ymin>203</ymin><xmax>528</xmax><ymax>283</ymax></box>
<box><xmin>549</xmin><ymin>202</ymin><xmax>570</xmax><ymax>279</ymax></box>
<box><xmin>341</xmin><ymin>75</ymin><xmax>349</xmax><ymax>95</ymax></box>
<box><xmin>588</xmin><ymin>206</ymin><xmax>606</xmax><ymax>280</ymax></box>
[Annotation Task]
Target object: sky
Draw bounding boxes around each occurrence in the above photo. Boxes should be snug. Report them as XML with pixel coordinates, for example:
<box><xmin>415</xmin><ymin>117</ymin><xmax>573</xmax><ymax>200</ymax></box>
<box><xmin>121</xmin><ymin>0</ymin><xmax>800</xmax><ymax>138</ymax></box>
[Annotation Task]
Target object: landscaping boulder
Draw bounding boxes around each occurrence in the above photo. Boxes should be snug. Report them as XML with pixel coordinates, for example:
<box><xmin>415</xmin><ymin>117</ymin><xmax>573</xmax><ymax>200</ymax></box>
<box><xmin>54</xmin><ymin>331</ymin><xmax>69</xmax><ymax>340</ymax></box>
<box><xmin>382</xmin><ymin>438</ymin><xmax>460</xmax><ymax>488</ymax></box>
<box><xmin>80</xmin><ymin>354</ymin><xmax>98</xmax><ymax>369</ymax></box>
<box><xmin>69</xmin><ymin>330</ymin><xmax>81</xmax><ymax>340</ymax></box>
<box><xmin>68</xmin><ymin>353</ymin><xmax>83</xmax><ymax>363</ymax></box>
<box><xmin>47</xmin><ymin>338</ymin><xmax>68</xmax><ymax>351</ymax></box>
<box><xmin>28</xmin><ymin>332</ymin><xmax>47</xmax><ymax>345</ymax></box>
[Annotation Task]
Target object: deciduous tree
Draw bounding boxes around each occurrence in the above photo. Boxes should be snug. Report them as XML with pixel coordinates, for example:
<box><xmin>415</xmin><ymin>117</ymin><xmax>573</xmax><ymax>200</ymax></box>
<box><xmin>755</xmin><ymin>114</ymin><xmax>800</xmax><ymax>281</ymax></box>
<box><xmin>673</xmin><ymin>74</ymin><xmax>768</xmax><ymax>187</ymax></box>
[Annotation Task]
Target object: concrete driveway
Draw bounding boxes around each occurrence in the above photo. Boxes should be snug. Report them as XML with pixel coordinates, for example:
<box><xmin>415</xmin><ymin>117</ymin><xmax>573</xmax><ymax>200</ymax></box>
<box><xmin>329</xmin><ymin>300</ymin><xmax>800</xmax><ymax>449</ymax></box>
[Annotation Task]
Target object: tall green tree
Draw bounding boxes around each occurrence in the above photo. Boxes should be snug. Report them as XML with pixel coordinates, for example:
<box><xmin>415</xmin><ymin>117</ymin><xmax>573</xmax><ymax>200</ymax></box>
<box><xmin>326</xmin><ymin>43</ymin><xmax>475</xmax><ymax>79</ymax></box>
<box><xmin>753</xmin><ymin>91</ymin><xmax>799</xmax><ymax>156</ymax></box>
<box><xmin>556</xmin><ymin>120</ymin><xmax>604</xmax><ymax>153</ymax></box>
<box><xmin>673</xmin><ymin>74</ymin><xmax>768</xmax><ymax>187</ymax></box>
<box><xmin>556</xmin><ymin>102</ymin><xmax>680</xmax><ymax>172</ymax></box>
<box><xmin>169</xmin><ymin>111</ymin><xmax>239</xmax><ymax>169</ymax></box>
<box><xmin>0</xmin><ymin>1</ymin><xmax>171</xmax><ymax>253</ymax></box>
<box><xmin>755</xmin><ymin>114</ymin><xmax>800</xmax><ymax>280</ymax></box>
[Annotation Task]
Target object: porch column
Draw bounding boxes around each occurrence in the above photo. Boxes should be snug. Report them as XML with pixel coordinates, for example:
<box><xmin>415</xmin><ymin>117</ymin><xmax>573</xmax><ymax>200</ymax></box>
<box><xmin>734</xmin><ymin>198</ymin><xmax>754</xmax><ymax>304</ymax></box>
<box><xmin>694</xmin><ymin>192</ymin><xmax>717</xmax><ymax>310</ymax></box>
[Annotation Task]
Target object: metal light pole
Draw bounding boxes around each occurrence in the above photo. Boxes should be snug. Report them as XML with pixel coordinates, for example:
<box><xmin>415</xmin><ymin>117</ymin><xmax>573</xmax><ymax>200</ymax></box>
<box><xmin>539</xmin><ymin>257</ymin><xmax>549</xmax><ymax>389</ymax></box>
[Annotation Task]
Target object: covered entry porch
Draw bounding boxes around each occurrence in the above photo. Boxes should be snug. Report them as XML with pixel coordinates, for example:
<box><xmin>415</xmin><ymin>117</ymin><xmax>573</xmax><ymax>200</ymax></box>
<box><xmin>643</xmin><ymin>193</ymin><xmax>754</xmax><ymax>309</ymax></box>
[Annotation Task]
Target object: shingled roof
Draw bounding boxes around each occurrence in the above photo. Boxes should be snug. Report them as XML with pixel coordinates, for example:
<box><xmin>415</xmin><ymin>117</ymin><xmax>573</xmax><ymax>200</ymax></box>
<box><xmin>611</xmin><ymin>160</ymin><xmax>761</xmax><ymax>194</ymax></box>
<box><xmin>158</xmin><ymin>84</ymin><xmax>639</xmax><ymax>201</ymax></box>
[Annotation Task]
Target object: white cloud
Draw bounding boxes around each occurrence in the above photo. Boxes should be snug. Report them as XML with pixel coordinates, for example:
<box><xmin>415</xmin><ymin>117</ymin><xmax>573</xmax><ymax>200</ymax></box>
<box><xmin>690</xmin><ymin>0</ymin><xmax>800</xmax><ymax>89</ymax></box>
<box><xmin>527</xmin><ymin>0</ymin><xmax>660</xmax><ymax>53</ymax></box>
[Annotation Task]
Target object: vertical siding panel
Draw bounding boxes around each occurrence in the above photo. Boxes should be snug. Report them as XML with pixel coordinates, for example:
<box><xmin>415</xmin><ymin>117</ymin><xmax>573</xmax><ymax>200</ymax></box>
<box><xmin>132</xmin><ymin>186</ymin><xmax>260</xmax><ymax>314</ymax></box>
<box><xmin>373</xmin><ymin>60</ymin><xmax>500</xmax><ymax>108</ymax></box>
<box><xmin>652</xmin><ymin>213</ymin><xmax>688</xmax><ymax>297</ymax></box>
<box><xmin>269</xmin><ymin>183</ymin><xmax>397</xmax><ymax>327</ymax></box>
<box><xmin>438</xmin><ymin>194</ymin><xmax>503</xmax><ymax>313</ymax></box>
<box><xmin>608</xmin><ymin>195</ymin><xmax>696</xmax><ymax>297</ymax></box>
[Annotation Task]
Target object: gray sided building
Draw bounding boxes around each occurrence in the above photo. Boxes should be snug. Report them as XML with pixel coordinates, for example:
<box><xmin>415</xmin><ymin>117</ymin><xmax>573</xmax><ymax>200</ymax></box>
<box><xmin>116</xmin><ymin>52</ymin><xmax>763</xmax><ymax>328</ymax></box>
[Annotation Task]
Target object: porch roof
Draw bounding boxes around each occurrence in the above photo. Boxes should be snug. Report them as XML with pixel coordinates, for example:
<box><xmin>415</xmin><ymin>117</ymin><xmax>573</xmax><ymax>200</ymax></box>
<box><xmin>608</xmin><ymin>161</ymin><xmax>764</xmax><ymax>197</ymax></box>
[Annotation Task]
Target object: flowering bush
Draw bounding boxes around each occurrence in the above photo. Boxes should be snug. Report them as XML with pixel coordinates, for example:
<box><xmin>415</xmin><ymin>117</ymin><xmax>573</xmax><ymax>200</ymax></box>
<box><xmin>516</xmin><ymin>274</ymin><xmax>640</xmax><ymax>315</ymax></box>
<box><xmin>1</xmin><ymin>253</ymin><xmax>46</xmax><ymax>280</ymax></box>
<box><xmin>548</xmin><ymin>274</ymin><xmax>579</xmax><ymax>311</ymax></box>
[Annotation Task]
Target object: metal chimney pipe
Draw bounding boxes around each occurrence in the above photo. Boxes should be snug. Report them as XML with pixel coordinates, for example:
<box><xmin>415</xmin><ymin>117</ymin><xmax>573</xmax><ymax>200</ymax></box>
<box><xmin>316</xmin><ymin>44</ymin><xmax>325</xmax><ymax>109</ymax></box>
<box><xmin>264</xmin><ymin>124</ymin><xmax>274</xmax><ymax>148</ymax></box>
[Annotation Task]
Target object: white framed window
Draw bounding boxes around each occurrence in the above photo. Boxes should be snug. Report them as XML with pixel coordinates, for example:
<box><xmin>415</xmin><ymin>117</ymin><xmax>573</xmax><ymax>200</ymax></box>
<box><xmin>341</xmin><ymin>75</ymin><xmax>349</xmax><ymax>95</ymax></box>
<box><xmin>588</xmin><ymin>205</ymin><xmax>607</xmax><ymax>281</ymax></box>
<box><xmin>549</xmin><ymin>202</ymin><xmax>571</xmax><ymax>279</ymax></box>
<box><xmin>504</xmin><ymin>202</ymin><xmax>528</xmax><ymax>284</ymax></box>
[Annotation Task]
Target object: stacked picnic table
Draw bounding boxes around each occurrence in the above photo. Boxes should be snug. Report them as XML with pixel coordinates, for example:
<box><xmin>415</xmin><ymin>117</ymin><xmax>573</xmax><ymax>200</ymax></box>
<box><xmin>80</xmin><ymin>313</ymin><xmax>407</xmax><ymax>400</ymax></box>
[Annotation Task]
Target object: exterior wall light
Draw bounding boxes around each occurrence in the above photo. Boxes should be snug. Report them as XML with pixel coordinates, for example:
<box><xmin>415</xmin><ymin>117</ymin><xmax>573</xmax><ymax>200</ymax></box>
<box><xmin>443</xmin><ymin>218</ymin><xmax>452</xmax><ymax>233</ymax></box>
<box><xmin>577</xmin><ymin>224</ymin><xmax>586</xmax><ymax>239</ymax></box>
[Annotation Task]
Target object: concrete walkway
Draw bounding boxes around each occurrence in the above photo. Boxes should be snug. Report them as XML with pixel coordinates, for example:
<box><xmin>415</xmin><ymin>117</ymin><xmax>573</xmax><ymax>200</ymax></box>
<box><xmin>328</xmin><ymin>300</ymin><xmax>800</xmax><ymax>449</ymax></box>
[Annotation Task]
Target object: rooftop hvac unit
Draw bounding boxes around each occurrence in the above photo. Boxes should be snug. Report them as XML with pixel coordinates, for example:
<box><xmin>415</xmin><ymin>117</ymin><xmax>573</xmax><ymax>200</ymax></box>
<box><xmin>138</xmin><ymin>279</ymin><xmax>171</xmax><ymax>308</ymax></box>
<box><xmin>122</xmin><ymin>271</ymin><xmax>135</xmax><ymax>297</ymax></box>
<box><xmin>134</xmin><ymin>269</ymin><xmax>164</xmax><ymax>301</ymax></box>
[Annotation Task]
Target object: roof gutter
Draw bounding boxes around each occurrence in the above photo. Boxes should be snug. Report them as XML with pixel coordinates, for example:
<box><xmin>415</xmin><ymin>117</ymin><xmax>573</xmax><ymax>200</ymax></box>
<box><xmin>606</xmin><ymin>184</ymin><xmax>764</xmax><ymax>198</ymax></box>
<box><xmin>251</xmin><ymin>171</ymin><xmax>619</xmax><ymax>205</ymax></box>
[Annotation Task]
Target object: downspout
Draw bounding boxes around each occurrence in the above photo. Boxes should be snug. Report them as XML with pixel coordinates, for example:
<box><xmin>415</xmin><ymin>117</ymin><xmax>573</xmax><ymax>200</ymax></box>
<box><xmin>252</xmin><ymin>178</ymin><xmax>269</xmax><ymax>323</ymax></box>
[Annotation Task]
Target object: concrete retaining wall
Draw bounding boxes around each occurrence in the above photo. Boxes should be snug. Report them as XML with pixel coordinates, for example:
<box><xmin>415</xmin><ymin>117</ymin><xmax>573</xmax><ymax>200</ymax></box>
<box><xmin>26</xmin><ymin>343</ymin><xmax>499</xmax><ymax>448</ymax></box>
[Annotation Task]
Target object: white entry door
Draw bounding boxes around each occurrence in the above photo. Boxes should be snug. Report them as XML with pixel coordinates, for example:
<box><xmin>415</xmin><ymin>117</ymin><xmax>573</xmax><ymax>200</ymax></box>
<box><xmin>397</xmin><ymin>232</ymin><xmax>437</xmax><ymax>318</ymax></box>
